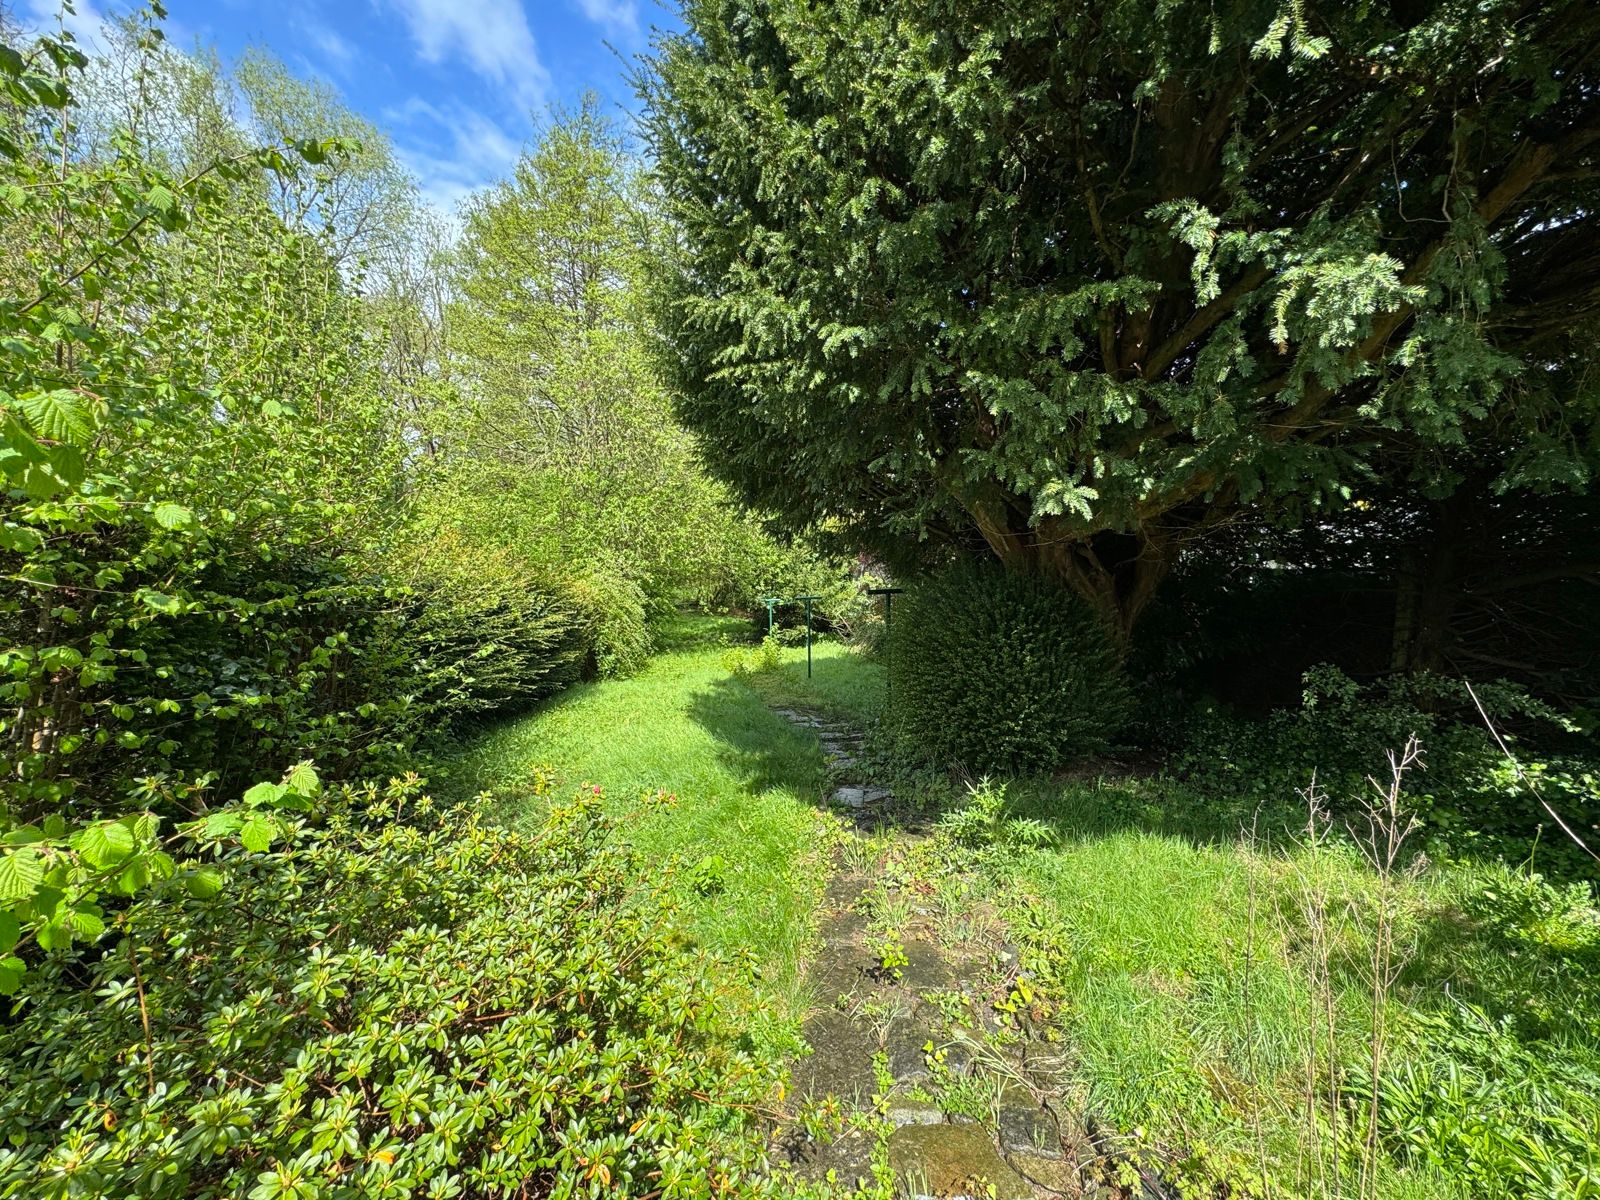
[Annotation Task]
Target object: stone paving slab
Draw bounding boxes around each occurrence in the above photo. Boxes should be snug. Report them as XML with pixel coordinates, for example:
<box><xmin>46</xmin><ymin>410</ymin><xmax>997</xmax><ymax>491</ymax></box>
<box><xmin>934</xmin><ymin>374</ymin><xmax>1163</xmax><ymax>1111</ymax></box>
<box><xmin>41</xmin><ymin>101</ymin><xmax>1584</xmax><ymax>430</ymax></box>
<box><xmin>768</xmin><ymin>703</ymin><xmax>1083</xmax><ymax>1199</ymax></box>
<box><xmin>888</xmin><ymin>1123</ymin><xmax>1034</xmax><ymax>1200</ymax></box>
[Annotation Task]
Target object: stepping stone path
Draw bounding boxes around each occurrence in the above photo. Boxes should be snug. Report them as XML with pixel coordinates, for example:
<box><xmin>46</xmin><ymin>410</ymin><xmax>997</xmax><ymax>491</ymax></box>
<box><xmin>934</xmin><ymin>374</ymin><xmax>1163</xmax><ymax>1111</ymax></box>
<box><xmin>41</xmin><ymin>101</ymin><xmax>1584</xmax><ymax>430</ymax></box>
<box><xmin>767</xmin><ymin>706</ymin><xmax>1093</xmax><ymax>1198</ymax></box>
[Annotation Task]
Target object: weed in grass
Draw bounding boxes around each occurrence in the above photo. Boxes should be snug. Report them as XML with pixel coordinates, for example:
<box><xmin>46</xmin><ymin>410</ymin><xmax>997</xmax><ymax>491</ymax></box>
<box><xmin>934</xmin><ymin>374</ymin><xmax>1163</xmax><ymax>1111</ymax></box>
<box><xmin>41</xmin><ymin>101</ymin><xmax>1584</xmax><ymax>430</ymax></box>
<box><xmin>838</xmin><ymin>834</ymin><xmax>878</xmax><ymax>875</ymax></box>
<box><xmin>723</xmin><ymin>634</ymin><xmax>783</xmax><ymax>677</ymax></box>
<box><xmin>921</xmin><ymin>1035</ymin><xmax>1006</xmax><ymax>1123</ymax></box>
<box><xmin>858</xmin><ymin>994</ymin><xmax>913</xmax><ymax>1049</ymax></box>
<box><xmin>867</xmin><ymin>931</ymin><xmax>909</xmax><ymax>983</ymax></box>
<box><xmin>922</xmin><ymin>988</ymin><xmax>976</xmax><ymax>1030</ymax></box>
<box><xmin>859</xmin><ymin>885</ymin><xmax>917</xmax><ymax>935</ymax></box>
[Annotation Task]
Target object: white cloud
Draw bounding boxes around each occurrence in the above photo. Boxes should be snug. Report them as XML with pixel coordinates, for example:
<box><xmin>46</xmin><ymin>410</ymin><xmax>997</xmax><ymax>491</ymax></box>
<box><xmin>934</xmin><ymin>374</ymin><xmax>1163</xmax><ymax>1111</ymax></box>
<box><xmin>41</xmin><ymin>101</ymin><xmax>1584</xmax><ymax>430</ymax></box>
<box><xmin>386</xmin><ymin>97</ymin><xmax>524</xmax><ymax>220</ymax></box>
<box><xmin>385</xmin><ymin>0</ymin><xmax>550</xmax><ymax>112</ymax></box>
<box><xmin>300</xmin><ymin>21</ymin><xmax>357</xmax><ymax>68</ymax></box>
<box><xmin>21</xmin><ymin>0</ymin><xmax>195</xmax><ymax>59</ymax></box>
<box><xmin>23</xmin><ymin>0</ymin><xmax>113</xmax><ymax>52</ymax></box>
<box><xmin>574</xmin><ymin>0</ymin><xmax>638</xmax><ymax>40</ymax></box>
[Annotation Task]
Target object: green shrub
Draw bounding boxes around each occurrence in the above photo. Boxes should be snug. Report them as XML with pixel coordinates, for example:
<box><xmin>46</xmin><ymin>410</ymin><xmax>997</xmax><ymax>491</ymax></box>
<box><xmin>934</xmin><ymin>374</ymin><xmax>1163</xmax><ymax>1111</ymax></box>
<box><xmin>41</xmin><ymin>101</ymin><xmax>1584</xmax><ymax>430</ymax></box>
<box><xmin>722</xmin><ymin>634</ymin><xmax>782</xmax><ymax>678</ymax></box>
<box><xmin>381</xmin><ymin>524</ymin><xmax>587</xmax><ymax>730</ymax></box>
<box><xmin>0</xmin><ymin>779</ymin><xmax>776</xmax><ymax>1199</ymax></box>
<box><xmin>567</xmin><ymin>569</ymin><xmax>653</xmax><ymax>679</ymax></box>
<box><xmin>885</xmin><ymin>563</ymin><xmax>1133</xmax><ymax>773</ymax></box>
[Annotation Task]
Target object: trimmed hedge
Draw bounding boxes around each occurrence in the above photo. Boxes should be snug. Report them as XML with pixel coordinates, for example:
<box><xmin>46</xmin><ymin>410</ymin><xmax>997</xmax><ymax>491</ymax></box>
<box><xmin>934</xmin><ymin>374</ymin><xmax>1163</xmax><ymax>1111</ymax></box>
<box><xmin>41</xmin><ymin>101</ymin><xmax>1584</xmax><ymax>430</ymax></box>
<box><xmin>568</xmin><ymin>569</ymin><xmax>654</xmax><ymax>679</ymax></box>
<box><xmin>886</xmin><ymin>563</ymin><xmax>1132</xmax><ymax>773</ymax></box>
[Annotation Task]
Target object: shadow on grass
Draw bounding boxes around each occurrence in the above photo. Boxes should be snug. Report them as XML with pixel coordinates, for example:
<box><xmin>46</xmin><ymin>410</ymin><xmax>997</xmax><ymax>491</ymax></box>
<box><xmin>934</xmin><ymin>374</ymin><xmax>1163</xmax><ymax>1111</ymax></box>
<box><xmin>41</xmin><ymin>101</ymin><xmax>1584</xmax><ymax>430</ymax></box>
<box><xmin>1002</xmin><ymin>770</ymin><xmax>1305</xmax><ymax>849</ymax></box>
<box><xmin>1400</xmin><ymin>883</ymin><xmax>1600</xmax><ymax>1047</ymax></box>
<box><xmin>684</xmin><ymin>675</ymin><xmax>829</xmax><ymax>798</ymax></box>
<box><xmin>650</xmin><ymin>609</ymin><xmax>756</xmax><ymax>653</ymax></box>
<box><xmin>741</xmin><ymin>652</ymin><xmax>887</xmax><ymax>725</ymax></box>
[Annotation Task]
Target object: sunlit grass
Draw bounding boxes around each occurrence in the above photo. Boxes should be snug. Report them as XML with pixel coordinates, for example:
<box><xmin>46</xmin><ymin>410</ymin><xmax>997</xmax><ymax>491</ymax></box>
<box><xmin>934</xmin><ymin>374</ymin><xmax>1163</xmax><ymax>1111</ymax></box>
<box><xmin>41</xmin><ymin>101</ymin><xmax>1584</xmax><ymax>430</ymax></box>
<box><xmin>741</xmin><ymin>639</ymin><xmax>886</xmax><ymax>723</ymax></box>
<box><xmin>448</xmin><ymin>625</ymin><xmax>838</xmax><ymax>1042</ymax></box>
<box><xmin>448</xmin><ymin>623</ymin><xmax>1596</xmax><ymax>1196</ymax></box>
<box><xmin>740</xmin><ymin>648</ymin><xmax>1596</xmax><ymax>1197</ymax></box>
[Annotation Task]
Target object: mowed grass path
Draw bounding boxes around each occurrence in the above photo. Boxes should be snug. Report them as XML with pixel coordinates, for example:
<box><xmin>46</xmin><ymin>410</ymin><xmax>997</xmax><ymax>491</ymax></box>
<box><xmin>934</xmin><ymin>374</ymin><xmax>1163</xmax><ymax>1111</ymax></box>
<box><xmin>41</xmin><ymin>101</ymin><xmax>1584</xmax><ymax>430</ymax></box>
<box><xmin>447</xmin><ymin>638</ymin><xmax>842</xmax><ymax>1031</ymax></box>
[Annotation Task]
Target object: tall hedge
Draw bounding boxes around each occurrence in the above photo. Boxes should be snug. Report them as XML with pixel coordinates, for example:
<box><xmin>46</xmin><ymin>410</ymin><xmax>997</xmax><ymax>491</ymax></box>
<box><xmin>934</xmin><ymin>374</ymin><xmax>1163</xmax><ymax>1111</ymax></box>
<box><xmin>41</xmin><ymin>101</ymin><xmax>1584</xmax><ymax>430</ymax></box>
<box><xmin>887</xmin><ymin>564</ymin><xmax>1133</xmax><ymax>773</ymax></box>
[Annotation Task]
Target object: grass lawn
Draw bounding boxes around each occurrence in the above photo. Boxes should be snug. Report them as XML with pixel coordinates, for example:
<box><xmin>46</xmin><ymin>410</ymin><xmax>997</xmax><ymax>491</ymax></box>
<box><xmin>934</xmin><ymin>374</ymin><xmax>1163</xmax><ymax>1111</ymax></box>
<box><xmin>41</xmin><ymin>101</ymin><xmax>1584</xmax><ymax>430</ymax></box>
<box><xmin>741</xmin><ymin>639</ymin><xmax>886</xmax><ymax>724</ymax></box>
<box><xmin>447</xmin><ymin>623</ymin><xmax>844</xmax><ymax>1047</ymax></box>
<box><xmin>445</xmin><ymin>622</ymin><xmax>1599</xmax><ymax>1196</ymax></box>
<box><xmin>755</xmin><ymin>647</ymin><xmax>1600</xmax><ymax>1199</ymax></box>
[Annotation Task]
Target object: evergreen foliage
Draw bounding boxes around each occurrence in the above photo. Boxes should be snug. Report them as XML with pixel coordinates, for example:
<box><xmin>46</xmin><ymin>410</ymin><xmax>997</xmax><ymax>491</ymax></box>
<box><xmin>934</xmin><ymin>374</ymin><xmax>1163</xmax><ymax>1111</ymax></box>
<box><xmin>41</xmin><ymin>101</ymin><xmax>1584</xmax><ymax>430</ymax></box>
<box><xmin>646</xmin><ymin>0</ymin><xmax>1600</xmax><ymax>637</ymax></box>
<box><xmin>887</xmin><ymin>563</ymin><xmax>1132</xmax><ymax>773</ymax></box>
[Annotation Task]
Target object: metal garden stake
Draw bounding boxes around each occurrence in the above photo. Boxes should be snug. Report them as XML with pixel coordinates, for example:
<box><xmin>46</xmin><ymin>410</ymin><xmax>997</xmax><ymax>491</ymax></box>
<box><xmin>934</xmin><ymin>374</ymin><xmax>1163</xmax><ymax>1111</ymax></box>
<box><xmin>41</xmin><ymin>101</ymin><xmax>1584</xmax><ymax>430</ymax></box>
<box><xmin>795</xmin><ymin>593</ymin><xmax>821</xmax><ymax>677</ymax></box>
<box><xmin>758</xmin><ymin>595</ymin><xmax>780</xmax><ymax>637</ymax></box>
<box><xmin>866</xmin><ymin>586</ymin><xmax>905</xmax><ymax>698</ymax></box>
<box><xmin>866</xmin><ymin>586</ymin><xmax>904</xmax><ymax>631</ymax></box>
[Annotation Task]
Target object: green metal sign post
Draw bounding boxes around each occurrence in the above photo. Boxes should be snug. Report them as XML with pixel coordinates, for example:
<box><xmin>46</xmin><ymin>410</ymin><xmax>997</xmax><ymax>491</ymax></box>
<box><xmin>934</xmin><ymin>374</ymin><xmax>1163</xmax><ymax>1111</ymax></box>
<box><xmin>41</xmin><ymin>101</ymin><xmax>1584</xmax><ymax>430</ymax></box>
<box><xmin>794</xmin><ymin>594</ymin><xmax>821</xmax><ymax>678</ymax></box>
<box><xmin>758</xmin><ymin>596</ymin><xmax>781</xmax><ymax>637</ymax></box>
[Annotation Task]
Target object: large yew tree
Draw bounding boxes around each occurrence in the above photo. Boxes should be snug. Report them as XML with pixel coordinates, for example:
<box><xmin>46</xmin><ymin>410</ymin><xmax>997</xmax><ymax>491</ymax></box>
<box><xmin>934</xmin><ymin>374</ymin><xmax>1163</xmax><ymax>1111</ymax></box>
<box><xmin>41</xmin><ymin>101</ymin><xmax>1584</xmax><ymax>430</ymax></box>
<box><xmin>645</xmin><ymin>0</ymin><xmax>1600</xmax><ymax>639</ymax></box>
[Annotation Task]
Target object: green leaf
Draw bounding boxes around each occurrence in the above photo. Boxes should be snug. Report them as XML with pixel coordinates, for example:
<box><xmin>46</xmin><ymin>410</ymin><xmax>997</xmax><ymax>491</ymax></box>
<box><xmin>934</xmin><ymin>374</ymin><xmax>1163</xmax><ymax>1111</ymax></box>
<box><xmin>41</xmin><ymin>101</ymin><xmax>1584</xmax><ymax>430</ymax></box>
<box><xmin>239</xmin><ymin>816</ymin><xmax>275</xmax><ymax>853</ymax></box>
<box><xmin>144</xmin><ymin>183</ymin><xmax>176</xmax><ymax>213</ymax></box>
<box><xmin>135</xmin><ymin>588</ymin><xmax>183</xmax><ymax>615</ymax></box>
<box><xmin>116</xmin><ymin>858</ymin><xmax>152</xmax><ymax>895</ymax></box>
<box><xmin>283</xmin><ymin>762</ymin><xmax>320</xmax><ymax>796</ymax></box>
<box><xmin>0</xmin><ymin>910</ymin><xmax>19</xmax><ymax>952</ymax></box>
<box><xmin>0</xmin><ymin>955</ymin><xmax>24</xmax><ymax>995</ymax></box>
<box><xmin>19</xmin><ymin>463</ymin><xmax>65</xmax><ymax>499</ymax></box>
<box><xmin>0</xmin><ymin>524</ymin><xmax>44</xmax><ymax>553</ymax></box>
<box><xmin>151</xmin><ymin>502</ymin><xmax>193</xmax><ymax>531</ymax></box>
<box><xmin>46</xmin><ymin>443</ymin><xmax>84</xmax><ymax>487</ymax></box>
<box><xmin>66</xmin><ymin>905</ymin><xmax>105</xmax><ymax>940</ymax></box>
<box><xmin>16</xmin><ymin>389</ymin><xmax>97</xmax><ymax>444</ymax></box>
<box><xmin>242</xmin><ymin>781</ymin><xmax>284</xmax><ymax>807</ymax></box>
<box><xmin>293</xmin><ymin>137</ymin><xmax>330</xmax><ymax>164</ymax></box>
<box><xmin>0</xmin><ymin>848</ymin><xmax>44</xmax><ymax>902</ymax></box>
<box><xmin>39</xmin><ymin>646</ymin><xmax>83</xmax><ymax>672</ymax></box>
<box><xmin>77</xmin><ymin>821</ymin><xmax>135</xmax><ymax>870</ymax></box>
<box><xmin>185</xmin><ymin>866</ymin><xmax>224</xmax><ymax>899</ymax></box>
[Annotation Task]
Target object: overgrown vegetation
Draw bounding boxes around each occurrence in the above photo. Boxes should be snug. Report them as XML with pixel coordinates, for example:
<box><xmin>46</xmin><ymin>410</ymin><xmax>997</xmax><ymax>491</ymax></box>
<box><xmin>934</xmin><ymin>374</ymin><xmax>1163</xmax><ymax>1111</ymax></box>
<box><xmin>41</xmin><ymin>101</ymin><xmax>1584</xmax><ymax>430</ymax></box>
<box><xmin>0</xmin><ymin>11</ymin><xmax>840</xmax><ymax>1198</ymax></box>
<box><xmin>1</xmin><ymin>780</ymin><xmax>780</xmax><ymax>1199</ymax></box>
<box><xmin>648</xmin><ymin>0</ymin><xmax>1600</xmax><ymax>644</ymax></box>
<box><xmin>5</xmin><ymin>1</ymin><xmax>1600</xmax><ymax>1197</ymax></box>
<box><xmin>772</xmin><ymin>650</ymin><xmax>1600</xmax><ymax>1200</ymax></box>
<box><xmin>448</xmin><ymin>631</ymin><xmax>839</xmax><ymax>1030</ymax></box>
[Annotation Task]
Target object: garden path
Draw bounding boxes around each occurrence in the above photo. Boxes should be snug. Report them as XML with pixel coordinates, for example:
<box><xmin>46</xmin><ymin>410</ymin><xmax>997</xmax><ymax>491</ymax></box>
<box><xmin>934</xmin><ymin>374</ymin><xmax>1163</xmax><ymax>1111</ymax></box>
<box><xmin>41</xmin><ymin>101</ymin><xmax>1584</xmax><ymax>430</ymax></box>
<box><xmin>767</xmin><ymin>706</ymin><xmax>1093</xmax><ymax>1199</ymax></box>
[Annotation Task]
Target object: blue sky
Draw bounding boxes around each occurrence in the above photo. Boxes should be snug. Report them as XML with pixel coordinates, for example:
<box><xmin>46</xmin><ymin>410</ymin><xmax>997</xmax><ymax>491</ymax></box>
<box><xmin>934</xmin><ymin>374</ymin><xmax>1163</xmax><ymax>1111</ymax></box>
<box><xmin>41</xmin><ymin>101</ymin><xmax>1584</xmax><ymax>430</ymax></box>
<box><xmin>23</xmin><ymin>0</ymin><xmax>680</xmax><ymax>214</ymax></box>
